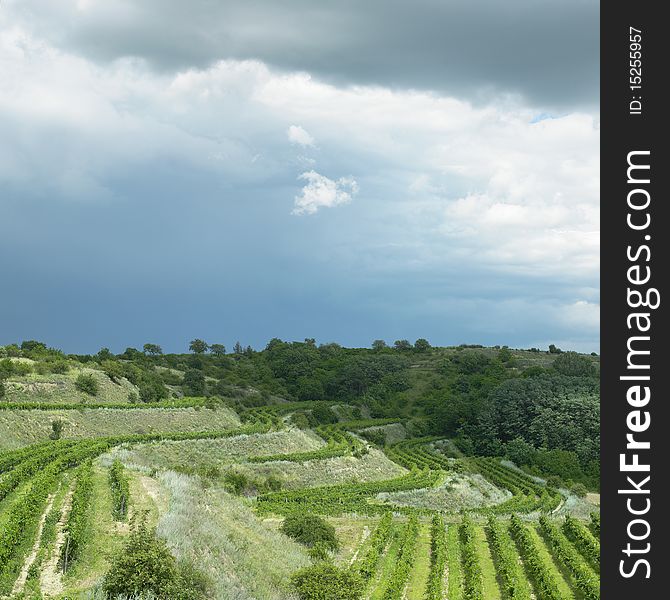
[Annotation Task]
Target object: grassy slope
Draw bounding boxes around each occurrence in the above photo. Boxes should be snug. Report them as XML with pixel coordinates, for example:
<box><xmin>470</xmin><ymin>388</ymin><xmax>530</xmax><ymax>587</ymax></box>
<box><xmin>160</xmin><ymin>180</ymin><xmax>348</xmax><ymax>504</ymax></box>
<box><xmin>155</xmin><ymin>471</ymin><xmax>309</xmax><ymax>600</ymax></box>
<box><xmin>0</xmin><ymin>406</ymin><xmax>240</xmax><ymax>450</ymax></box>
<box><xmin>108</xmin><ymin>429</ymin><xmax>324</xmax><ymax>472</ymax></box>
<box><xmin>3</xmin><ymin>367</ymin><xmax>137</xmax><ymax>405</ymax></box>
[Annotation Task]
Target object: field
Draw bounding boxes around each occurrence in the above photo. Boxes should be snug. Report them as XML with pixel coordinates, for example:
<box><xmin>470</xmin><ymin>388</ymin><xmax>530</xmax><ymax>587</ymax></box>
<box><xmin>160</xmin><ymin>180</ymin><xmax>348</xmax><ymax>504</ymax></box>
<box><xmin>0</xmin><ymin>342</ymin><xmax>600</xmax><ymax>599</ymax></box>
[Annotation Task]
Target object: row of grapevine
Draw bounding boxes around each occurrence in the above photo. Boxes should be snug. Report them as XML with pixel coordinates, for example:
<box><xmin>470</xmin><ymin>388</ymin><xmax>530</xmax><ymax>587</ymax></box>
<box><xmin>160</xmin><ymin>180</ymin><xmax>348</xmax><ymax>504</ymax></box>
<box><xmin>539</xmin><ymin>516</ymin><xmax>600</xmax><ymax>600</ymax></box>
<box><xmin>109</xmin><ymin>460</ymin><xmax>130</xmax><ymax>520</ymax></box>
<box><xmin>563</xmin><ymin>515</ymin><xmax>599</xmax><ymax>570</ymax></box>
<box><xmin>382</xmin><ymin>515</ymin><xmax>419</xmax><ymax>599</ymax></box>
<box><xmin>353</xmin><ymin>512</ymin><xmax>394</xmax><ymax>580</ymax></box>
<box><xmin>487</xmin><ymin>516</ymin><xmax>531</xmax><ymax>600</ymax></box>
<box><xmin>459</xmin><ymin>515</ymin><xmax>483</xmax><ymax>600</ymax></box>
<box><xmin>61</xmin><ymin>461</ymin><xmax>94</xmax><ymax>572</ymax></box>
<box><xmin>509</xmin><ymin>515</ymin><xmax>564</xmax><ymax>600</ymax></box>
<box><xmin>256</xmin><ymin>469</ymin><xmax>440</xmax><ymax>515</ymax></box>
<box><xmin>424</xmin><ymin>515</ymin><xmax>447</xmax><ymax>600</ymax></box>
<box><xmin>386</xmin><ymin>437</ymin><xmax>454</xmax><ymax>471</ymax></box>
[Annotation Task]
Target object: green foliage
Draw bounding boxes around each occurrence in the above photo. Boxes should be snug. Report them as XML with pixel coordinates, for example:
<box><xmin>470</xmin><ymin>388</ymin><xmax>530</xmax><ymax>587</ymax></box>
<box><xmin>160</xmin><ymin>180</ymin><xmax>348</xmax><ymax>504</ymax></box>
<box><xmin>353</xmin><ymin>513</ymin><xmax>393</xmax><ymax>579</ymax></box>
<box><xmin>459</xmin><ymin>515</ymin><xmax>483</xmax><ymax>600</ymax></box>
<box><xmin>223</xmin><ymin>470</ymin><xmax>250</xmax><ymax>495</ymax></box>
<box><xmin>49</xmin><ymin>419</ymin><xmax>64</xmax><ymax>440</ymax></box>
<box><xmin>281</xmin><ymin>513</ymin><xmax>339</xmax><ymax>551</ymax></box>
<box><xmin>75</xmin><ymin>373</ymin><xmax>99</xmax><ymax>396</ymax></box>
<box><xmin>307</xmin><ymin>541</ymin><xmax>333</xmax><ymax>563</ymax></box>
<box><xmin>103</xmin><ymin>520</ymin><xmax>210</xmax><ymax>600</ymax></box>
<box><xmin>189</xmin><ymin>339</ymin><xmax>209</xmax><ymax>354</ymax></box>
<box><xmin>183</xmin><ymin>368</ymin><xmax>206</xmax><ymax>396</ymax></box>
<box><xmin>143</xmin><ymin>343</ymin><xmax>163</xmax><ymax>356</ymax></box>
<box><xmin>509</xmin><ymin>515</ymin><xmax>562</xmax><ymax>600</ymax></box>
<box><xmin>487</xmin><ymin>516</ymin><xmax>531</xmax><ymax>600</ymax></box>
<box><xmin>552</xmin><ymin>351</ymin><xmax>598</xmax><ymax>377</ymax></box>
<box><xmin>539</xmin><ymin>516</ymin><xmax>599</xmax><ymax>599</ymax></box>
<box><xmin>414</xmin><ymin>338</ymin><xmax>431</xmax><ymax>351</ymax></box>
<box><xmin>109</xmin><ymin>460</ymin><xmax>130</xmax><ymax>520</ymax></box>
<box><xmin>291</xmin><ymin>562</ymin><xmax>364</xmax><ymax>600</ymax></box>
<box><xmin>311</xmin><ymin>404</ymin><xmax>338</xmax><ymax>424</ymax></box>
<box><xmin>382</xmin><ymin>515</ymin><xmax>419</xmax><ymax>599</ymax></box>
<box><xmin>425</xmin><ymin>515</ymin><xmax>447</xmax><ymax>600</ymax></box>
<box><xmin>61</xmin><ymin>461</ymin><xmax>94</xmax><ymax>571</ymax></box>
<box><xmin>562</xmin><ymin>515</ymin><xmax>600</xmax><ymax>571</ymax></box>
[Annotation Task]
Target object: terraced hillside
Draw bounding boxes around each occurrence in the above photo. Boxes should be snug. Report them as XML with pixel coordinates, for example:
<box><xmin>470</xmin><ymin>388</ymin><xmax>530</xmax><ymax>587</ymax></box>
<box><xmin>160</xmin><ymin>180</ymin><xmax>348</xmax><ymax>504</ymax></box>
<box><xmin>0</xmin><ymin>340</ymin><xmax>599</xmax><ymax>599</ymax></box>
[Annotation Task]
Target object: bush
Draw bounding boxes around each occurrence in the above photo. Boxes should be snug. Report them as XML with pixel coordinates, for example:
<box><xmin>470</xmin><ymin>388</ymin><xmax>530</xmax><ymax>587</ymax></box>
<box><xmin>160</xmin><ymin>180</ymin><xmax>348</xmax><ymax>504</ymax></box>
<box><xmin>224</xmin><ymin>471</ymin><xmax>249</xmax><ymax>495</ymax></box>
<box><xmin>50</xmin><ymin>419</ymin><xmax>64</xmax><ymax>440</ymax></box>
<box><xmin>281</xmin><ymin>513</ymin><xmax>338</xmax><ymax>551</ymax></box>
<box><xmin>75</xmin><ymin>373</ymin><xmax>99</xmax><ymax>396</ymax></box>
<box><xmin>0</xmin><ymin>380</ymin><xmax>5</xmax><ymax>400</ymax></box>
<box><xmin>291</xmin><ymin>562</ymin><xmax>363</xmax><ymax>600</ymax></box>
<box><xmin>311</xmin><ymin>404</ymin><xmax>338</xmax><ymax>425</ymax></box>
<box><xmin>570</xmin><ymin>482</ymin><xmax>588</xmax><ymax>498</ymax></box>
<box><xmin>103</xmin><ymin>520</ymin><xmax>210</xmax><ymax>600</ymax></box>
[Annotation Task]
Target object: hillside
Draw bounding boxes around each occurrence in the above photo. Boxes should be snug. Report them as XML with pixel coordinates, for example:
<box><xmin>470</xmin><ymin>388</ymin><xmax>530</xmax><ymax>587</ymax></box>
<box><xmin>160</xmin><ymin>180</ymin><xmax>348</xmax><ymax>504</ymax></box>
<box><xmin>0</xmin><ymin>339</ymin><xmax>600</xmax><ymax>599</ymax></box>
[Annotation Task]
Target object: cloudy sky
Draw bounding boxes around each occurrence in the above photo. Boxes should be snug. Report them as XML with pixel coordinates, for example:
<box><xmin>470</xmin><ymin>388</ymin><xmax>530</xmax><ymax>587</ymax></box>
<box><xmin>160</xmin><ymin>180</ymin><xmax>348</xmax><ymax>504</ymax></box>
<box><xmin>0</xmin><ymin>0</ymin><xmax>599</xmax><ymax>354</ymax></box>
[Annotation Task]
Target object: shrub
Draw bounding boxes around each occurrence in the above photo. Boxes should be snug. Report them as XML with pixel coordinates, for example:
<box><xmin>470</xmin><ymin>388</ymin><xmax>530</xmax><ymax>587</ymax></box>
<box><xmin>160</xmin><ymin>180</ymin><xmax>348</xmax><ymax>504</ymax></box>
<box><xmin>75</xmin><ymin>373</ymin><xmax>99</xmax><ymax>396</ymax></box>
<box><xmin>50</xmin><ymin>419</ymin><xmax>64</xmax><ymax>440</ymax></box>
<box><xmin>223</xmin><ymin>471</ymin><xmax>249</xmax><ymax>495</ymax></box>
<box><xmin>311</xmin><ymin>404</ymin><xmax>338</xmax><ymax>425</ymax></box>
<box><xmin>570</xmin><ymin>482</ymin><xmax>588</xmax><ymax>498</ymax></box>
<box><xmin>281</xmin><ymin>513</ymin><xmax>338</xmax><ymax>551</ymax></box>
<box><xmin>103</xmin><ymin>520</ymin><xmax>210</xmax><ymax>600</ymax></box>
<box><xmin>0</xmin><ymin>380</ymin><xmax>4</xmax><ymax>399</ymax></box>
<box><xmin>291</xmin><ymin>563</ymin><xmax>363</xmax><ymax>600</ymax></box>
<box><xmin>127</xmin><ymin>391</ymin><xmax>139</xmax><ymax>403</ymax></box>
<box><xmin>308</xmin><ymin>541</ymin><xmax>333</xmax><ymax>563</ymax></box>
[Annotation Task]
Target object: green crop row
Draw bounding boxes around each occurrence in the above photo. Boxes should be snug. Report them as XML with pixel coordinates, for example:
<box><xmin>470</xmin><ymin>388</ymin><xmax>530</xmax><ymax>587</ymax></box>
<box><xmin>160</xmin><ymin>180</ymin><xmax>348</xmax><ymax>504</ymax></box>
<box><xmin>382</xmin><ymin>516</ymin><xmax>419</xmax><ymax>599</ymax></box>
<box><xmin>509</xmin><ymin>515</ymin><xmax>563</xmax><ymax>600</ymax></box>
<box><xmin>539</xmin><ymin>516</ymin><xmax>599</xmax><ymax>600</ymax></box>
<box><xmin>487</xmin><ymin>515</ymin><xmax>531</xmax><ymax>600</ymax></box>
<box><xmin>61</xmin><ymin>461</ymin><xmax>94</xmax><ymax>571</ymax></box>
<box><xmin>424</xmin><ymin>515</ymin><xmax>447</xmax><ymax>600</ymax></box>
<box><xmin>459</xmin><ymin>516</ymin><xmax>483</xmax><ymax>600</ymax></box>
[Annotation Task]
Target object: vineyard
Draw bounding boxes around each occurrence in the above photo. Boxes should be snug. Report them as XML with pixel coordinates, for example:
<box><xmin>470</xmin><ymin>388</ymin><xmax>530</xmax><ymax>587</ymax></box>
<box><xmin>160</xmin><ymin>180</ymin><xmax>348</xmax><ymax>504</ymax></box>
<box><xmin>0</xmin><ymin>341</ymin><xmax>600</xmax><ymax>600</ymax></box>
<box><xmin>0</xmin><ymin>398</ymin><xmax>600</xmax><ymax>599</ymax></box>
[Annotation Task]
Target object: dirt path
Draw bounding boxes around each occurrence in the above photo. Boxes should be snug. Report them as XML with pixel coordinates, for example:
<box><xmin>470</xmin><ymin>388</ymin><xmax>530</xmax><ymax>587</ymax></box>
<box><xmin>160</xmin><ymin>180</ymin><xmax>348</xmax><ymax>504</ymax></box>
<box><xmin>348</xmin><ymin>526</ymin><xmax>371</xmax><ymax>566</ymax></box>
<box><xmin>40</xmin><ymin>486</ymin><xmax>75</xmax><ymax>598</ymax></box>
<box><xmin>9</xmin><ymin>492</ymin><xmax>56</xmax><ymax>598</ymax></box>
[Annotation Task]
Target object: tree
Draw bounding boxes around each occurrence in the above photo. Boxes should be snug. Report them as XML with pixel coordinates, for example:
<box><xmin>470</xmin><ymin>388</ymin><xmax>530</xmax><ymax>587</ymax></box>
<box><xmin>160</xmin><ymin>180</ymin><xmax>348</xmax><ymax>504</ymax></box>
<box><xmin>552</xmin><ymin>351</ymin><xmax>598</xmax><ymax>377</ymax></box>
<box><xmin>291</xmin><ymin>563</ymin><xmax>363</xmax><ymax>600</ymax></box>
<box><xmin>209</xmin><ymin>343</ymin><xmax>226</xmax><ymax>356</ymax></box>
<box><xmin>548</xmin><ymin>344</ymin><xmax>563</xmax><ymax>354</ymax></box>
<box><xmin>414</xmin><ymin>338</ymin><xmax>431</xmax><ymax>352</ymax></box>
<box><xmin>371</xmin><ymin>340</ymin><xmax>387</xmax><ymax>351</ymax></box>
<box><xmin>189</xmin><ymin>339</ymin><xmax>209</xmax><ymax>354</ymax></box>
<box><xmin>143</xmin><ymin>343</ymin><xmax>163</xmax><ymax>356</ymax></box>
<box><xmin>183</xmin><ymin>369</ymin><xmax>206</xmax><ymax>396</ymax></box>
<box><xmin>233</xmin><ymin>341</ymin><xmax>243</xmax><ymax>354</ymax></box>
<box><xmin>20</xmin><ymin>340</ymin><xmax>47</xmax><ymax>353</ymax></box>
<box><xmin>393</xmin><ymin>339</ymin><xmax>412</xmax><ymax>351</ymax></box>
<box><xmin>96</xmin><ymin>348</ymin><xmax>114</xmax><ymax>361</ymax></box>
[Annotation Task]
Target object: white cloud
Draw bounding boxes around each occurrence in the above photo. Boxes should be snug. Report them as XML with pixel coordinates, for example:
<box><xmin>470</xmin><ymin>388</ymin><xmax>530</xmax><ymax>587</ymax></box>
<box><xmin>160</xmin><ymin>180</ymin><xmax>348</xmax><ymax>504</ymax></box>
<box><xmin>287</xmin><ymin>124</ymin><xmax>315</xmax><ymax>147</ymax></box>
<box><xmin>292</xmin><ymin>171</ymin><xmax>358</xmax><ymax>215</ymax></box>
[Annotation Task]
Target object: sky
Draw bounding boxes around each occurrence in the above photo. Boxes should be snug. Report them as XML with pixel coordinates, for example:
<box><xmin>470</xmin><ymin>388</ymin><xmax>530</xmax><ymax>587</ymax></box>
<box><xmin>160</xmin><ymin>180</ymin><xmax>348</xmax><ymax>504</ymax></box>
<box><xmin>0</xmin><ymin>0</ymin><xmax>599</xmax><ymax>354</ymax></box>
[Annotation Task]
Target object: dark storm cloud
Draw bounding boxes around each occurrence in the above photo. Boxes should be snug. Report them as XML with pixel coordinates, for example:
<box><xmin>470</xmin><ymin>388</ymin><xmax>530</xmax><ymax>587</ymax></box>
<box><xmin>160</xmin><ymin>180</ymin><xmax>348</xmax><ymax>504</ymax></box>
<box><xmin>18</xmin><ymin>0</ymin><xmax>598</xmax><ymax>109</ymax></box>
